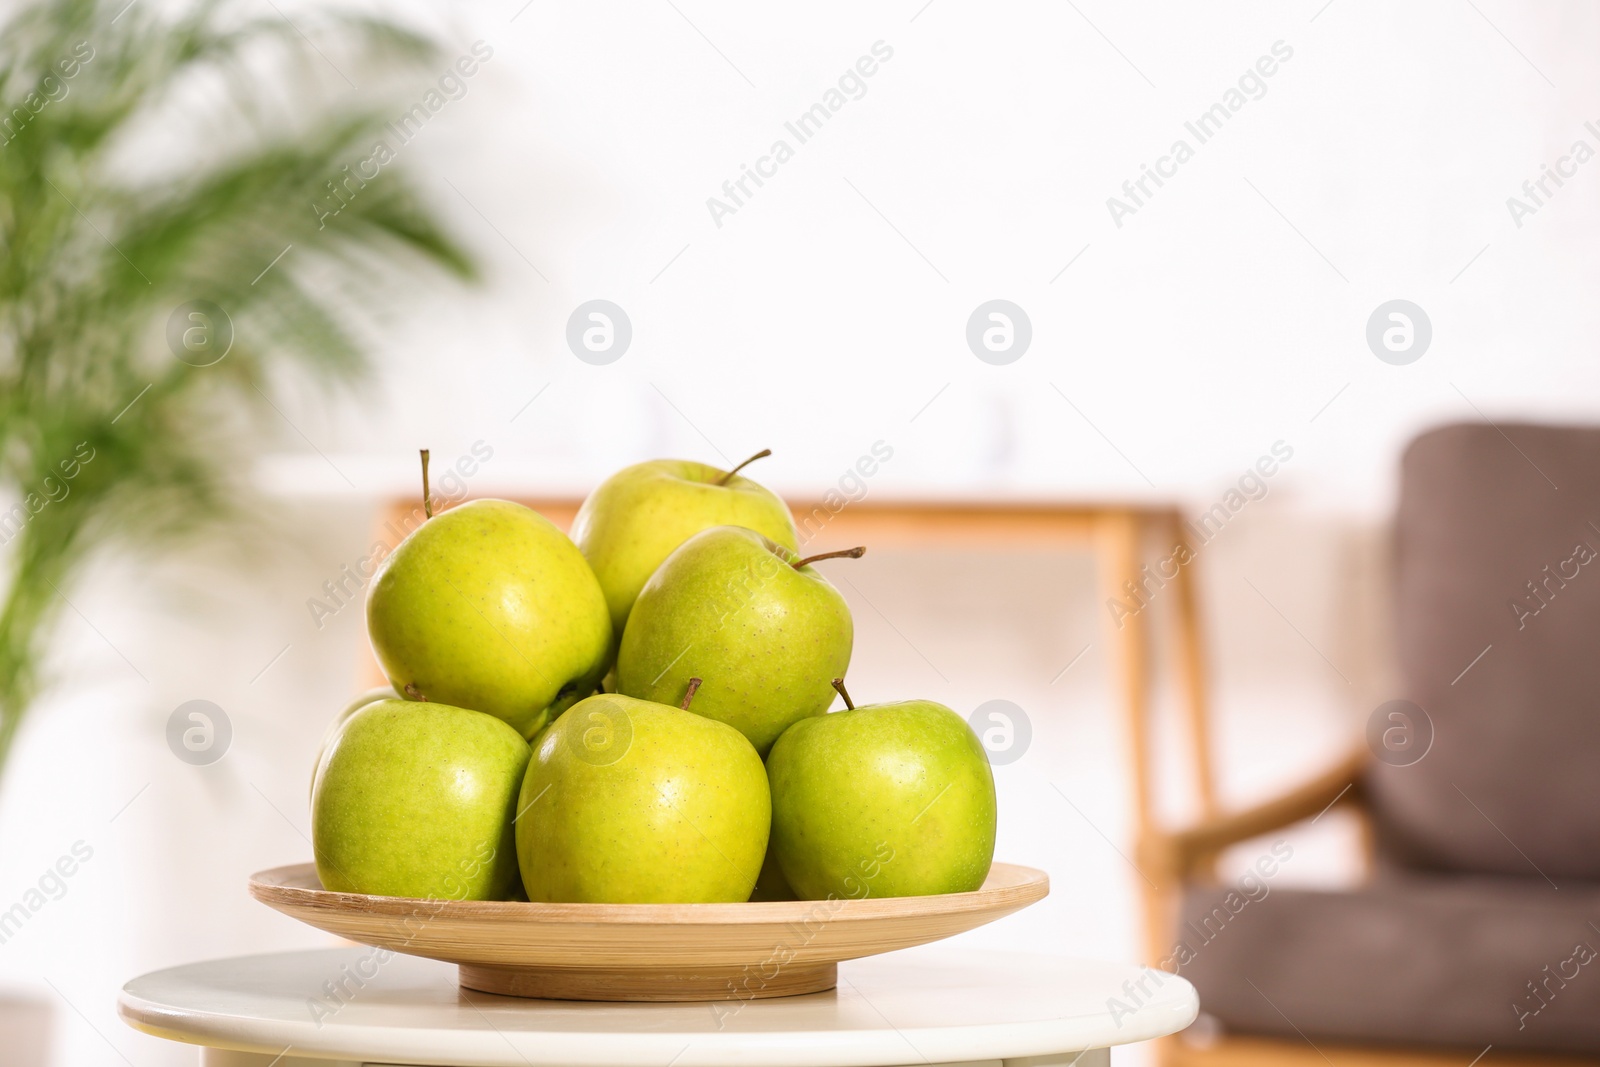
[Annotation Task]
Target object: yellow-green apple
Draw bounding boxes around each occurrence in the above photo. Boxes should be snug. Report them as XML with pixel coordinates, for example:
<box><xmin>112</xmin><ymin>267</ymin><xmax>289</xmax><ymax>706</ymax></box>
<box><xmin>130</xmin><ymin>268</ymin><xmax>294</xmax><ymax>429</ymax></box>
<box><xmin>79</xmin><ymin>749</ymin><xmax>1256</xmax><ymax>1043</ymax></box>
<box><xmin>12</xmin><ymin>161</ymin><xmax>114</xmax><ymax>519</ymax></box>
<box><xmin>615</xmin><ymin>526</ymin><xmax>859</xmax><ymax>754</ymax></box>
<box><xmin>569</xmin><ymin>451</ymin><xmax>799</xmax><ymax>643</ymax></box>
<box><xmin>766</xmin><ymin>680</ymin><xmax>996</xmax><ymax>899</ymax></box>
<box><xmin>514</xmin><ymin>688</ymin><xmax>769</xmax><ymax>902</ymax></box>
<box><xmin>749</xmin><ymin>848</ymin><xmax>797</xmax><ymax>901</ymax></box>
<box><xmin>312</xmin><ymin>699</ymin><xmax>530</xmax><ymax>900</ymax></box>
<box><xmin>366</xmin><ymin>498</ymin><xmax>611</xmax><ymax>738</ymax></box>
<box><xmin>309</xmin><ymin>686</ymin><xmax>396</xmax><ymax>803</ymax></box>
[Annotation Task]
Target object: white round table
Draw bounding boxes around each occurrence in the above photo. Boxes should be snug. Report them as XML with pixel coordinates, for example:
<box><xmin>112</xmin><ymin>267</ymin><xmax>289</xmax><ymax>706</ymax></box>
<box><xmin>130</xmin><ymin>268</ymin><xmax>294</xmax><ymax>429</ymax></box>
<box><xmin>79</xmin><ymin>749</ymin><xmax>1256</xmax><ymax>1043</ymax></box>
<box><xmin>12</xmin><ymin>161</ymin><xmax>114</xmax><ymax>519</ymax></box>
<box><xmin>120</xmin><ymin>944</ymin><xmax>1198</xmax><ymax>1067</ymax></box>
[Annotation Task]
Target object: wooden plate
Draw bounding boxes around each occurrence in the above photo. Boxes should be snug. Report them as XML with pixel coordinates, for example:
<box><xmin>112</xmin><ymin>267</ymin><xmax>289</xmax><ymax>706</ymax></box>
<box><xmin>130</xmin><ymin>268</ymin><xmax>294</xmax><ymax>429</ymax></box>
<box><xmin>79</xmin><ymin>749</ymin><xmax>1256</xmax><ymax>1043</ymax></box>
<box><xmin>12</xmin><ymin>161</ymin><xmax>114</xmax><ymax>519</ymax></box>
<box><xmin>249</xmin><ymin>862</ymin><xmax>1048</xmax><ymax>1003</ymax></box>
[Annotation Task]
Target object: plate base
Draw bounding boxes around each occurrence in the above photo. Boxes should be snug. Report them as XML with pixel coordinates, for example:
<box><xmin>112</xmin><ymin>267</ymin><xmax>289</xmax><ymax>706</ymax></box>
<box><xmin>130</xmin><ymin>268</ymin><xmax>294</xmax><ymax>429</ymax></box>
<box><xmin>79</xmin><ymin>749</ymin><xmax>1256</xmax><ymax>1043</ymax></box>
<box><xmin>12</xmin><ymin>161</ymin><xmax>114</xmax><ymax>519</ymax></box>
<box><xmin>458</xmin><ymin>961</ymin><xmax>838</xmax><ymax>1002</ymax></box>
<box><xmin>250</xmin><ymin>861</ymin><xmax>1047</xmax><ymax>1005</ymax></box>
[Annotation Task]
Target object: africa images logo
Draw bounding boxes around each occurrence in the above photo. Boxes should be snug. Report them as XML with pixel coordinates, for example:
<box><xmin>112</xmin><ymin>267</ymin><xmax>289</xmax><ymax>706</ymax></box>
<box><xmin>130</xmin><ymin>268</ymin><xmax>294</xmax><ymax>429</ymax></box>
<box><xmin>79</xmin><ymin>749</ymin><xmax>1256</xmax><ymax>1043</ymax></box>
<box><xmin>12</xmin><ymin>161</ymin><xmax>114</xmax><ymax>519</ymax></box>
<box><xmin>1105</xmin><ymin>40</ymin><xmax>1294</xmax><ymax>228</ymax></box>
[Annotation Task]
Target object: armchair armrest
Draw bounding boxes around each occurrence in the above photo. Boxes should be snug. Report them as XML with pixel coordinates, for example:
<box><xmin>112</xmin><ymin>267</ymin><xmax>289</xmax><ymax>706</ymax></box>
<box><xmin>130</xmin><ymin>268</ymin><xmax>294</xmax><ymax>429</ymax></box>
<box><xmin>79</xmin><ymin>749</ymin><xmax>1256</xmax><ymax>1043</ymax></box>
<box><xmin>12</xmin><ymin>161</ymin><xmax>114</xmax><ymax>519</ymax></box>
<box><xmin>1137</xmin><ymin>745</ymin><xmax>1369</xmax><ymax>885</ymax></box>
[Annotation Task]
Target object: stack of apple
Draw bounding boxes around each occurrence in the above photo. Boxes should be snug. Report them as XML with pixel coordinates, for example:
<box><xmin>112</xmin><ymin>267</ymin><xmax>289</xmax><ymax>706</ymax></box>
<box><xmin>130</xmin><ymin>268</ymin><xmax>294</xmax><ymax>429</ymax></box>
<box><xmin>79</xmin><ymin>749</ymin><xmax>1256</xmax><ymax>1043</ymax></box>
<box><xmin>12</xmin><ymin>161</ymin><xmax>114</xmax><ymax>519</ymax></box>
<box><xmin>310</xmin><ymin>452</ymin><xmax>997</xmax><ymax>904</ymax></box>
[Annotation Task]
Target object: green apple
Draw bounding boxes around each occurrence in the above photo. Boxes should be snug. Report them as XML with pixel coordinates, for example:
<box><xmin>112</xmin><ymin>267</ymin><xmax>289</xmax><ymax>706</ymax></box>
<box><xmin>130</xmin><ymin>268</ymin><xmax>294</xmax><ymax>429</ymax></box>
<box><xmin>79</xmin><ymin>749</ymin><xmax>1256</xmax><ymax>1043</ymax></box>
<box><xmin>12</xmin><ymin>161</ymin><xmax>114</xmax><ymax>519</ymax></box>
<box><xmin>514</xmin><ymin>690</ymin><xmax>769</xmax><ymax>903</ymax></box>
<box><xmin>749</xmin><ymin>847</ymin><xmax>796</xmax><ymax>902</ymax></box>
<box><xmin>312</xmin><ymin>699</ymin><xmax>530</xmax><ymax>900</ymax></box>
<box><xmin>766</xmin><ymin>681</ymin><xmax>997</xmax><ymax>900</ymax></box>
<box><xmin>367</xmin><ymin>498</ymin><xmax>612</xmax><ymax>738</ymax></box>
<box><xmin>309</xmin><ymin>686</ymin><xmax>397</xmax><ymax>803</ymax></box>
<box><xmin>615</xmin><ymin>526</ymin><xmax>859</xmax><ymax>754</ymax></box>
<box><xmin>570</xmin><ymin>451</ymin><xmax>800</xmax><ymax>643</ymax></box>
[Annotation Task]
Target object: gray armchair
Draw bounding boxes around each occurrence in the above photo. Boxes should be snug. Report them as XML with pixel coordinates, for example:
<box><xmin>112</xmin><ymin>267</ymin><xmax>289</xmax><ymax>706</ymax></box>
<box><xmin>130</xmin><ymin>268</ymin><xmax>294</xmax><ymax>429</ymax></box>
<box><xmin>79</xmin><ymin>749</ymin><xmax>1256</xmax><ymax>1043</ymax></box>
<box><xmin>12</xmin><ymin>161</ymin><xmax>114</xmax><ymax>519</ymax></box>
<box><xmin>1150</xmin><ymin>422</ymin><xmax>1600</xmax><ymax>1064</ymax></box>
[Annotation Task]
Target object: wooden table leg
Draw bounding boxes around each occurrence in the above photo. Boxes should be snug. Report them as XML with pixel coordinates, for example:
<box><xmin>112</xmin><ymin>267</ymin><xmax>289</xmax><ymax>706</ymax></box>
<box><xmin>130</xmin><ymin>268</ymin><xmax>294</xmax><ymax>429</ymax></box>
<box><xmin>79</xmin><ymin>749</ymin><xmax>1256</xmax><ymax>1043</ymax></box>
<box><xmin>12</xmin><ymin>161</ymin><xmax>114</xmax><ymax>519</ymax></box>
<box><xmin>1097</xmin><ymin>510</ymin><xmax>1167</xmax><ymax>967</ymax></box>
<box><xmin>1168</xmin><ymin>512</ymin><xmax>1217</xmax><ymax>822</ymax></box>
<box><xmin>1099</xmin><ymin>510</ymin><xmax>1152</xmax><ymax>826</ymax></box>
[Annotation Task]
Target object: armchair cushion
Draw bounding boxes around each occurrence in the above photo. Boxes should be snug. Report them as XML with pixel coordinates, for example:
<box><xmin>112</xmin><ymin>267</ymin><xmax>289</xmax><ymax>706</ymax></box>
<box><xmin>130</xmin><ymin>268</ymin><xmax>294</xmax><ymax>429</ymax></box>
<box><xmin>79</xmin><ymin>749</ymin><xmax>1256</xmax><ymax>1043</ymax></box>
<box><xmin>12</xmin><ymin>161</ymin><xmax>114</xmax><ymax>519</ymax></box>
<box><xmin>1372</xmin><ymin>422</ymin><xmax>1600</xmax><ymax>880</ymax></box>
<box><xmin>1177</xmin><ymin>874</ymin><xmax>1600</xmax><ymax>1055</ymax></box>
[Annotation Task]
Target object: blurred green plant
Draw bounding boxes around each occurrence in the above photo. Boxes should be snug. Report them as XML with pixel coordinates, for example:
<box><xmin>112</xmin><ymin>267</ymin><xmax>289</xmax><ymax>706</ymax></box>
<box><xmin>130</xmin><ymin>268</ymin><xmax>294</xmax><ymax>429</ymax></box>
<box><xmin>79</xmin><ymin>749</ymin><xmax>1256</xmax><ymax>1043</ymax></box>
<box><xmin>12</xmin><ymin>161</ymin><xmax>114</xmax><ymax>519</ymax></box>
<box><xmin>0</xmin><ymin>0</ymin><xmax>477</xmax><ymax>777</ymax></box>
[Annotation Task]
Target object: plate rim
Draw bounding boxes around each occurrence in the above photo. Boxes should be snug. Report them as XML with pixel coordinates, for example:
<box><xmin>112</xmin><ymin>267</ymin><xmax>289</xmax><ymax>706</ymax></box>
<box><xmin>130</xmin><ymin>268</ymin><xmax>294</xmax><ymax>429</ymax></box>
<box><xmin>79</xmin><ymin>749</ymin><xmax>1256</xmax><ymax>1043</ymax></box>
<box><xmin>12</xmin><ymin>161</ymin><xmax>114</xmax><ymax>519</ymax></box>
<box><xmin>250</xmin><ymin>860</ymin><xmax>1049</xmax><ymax>925</ymax></box>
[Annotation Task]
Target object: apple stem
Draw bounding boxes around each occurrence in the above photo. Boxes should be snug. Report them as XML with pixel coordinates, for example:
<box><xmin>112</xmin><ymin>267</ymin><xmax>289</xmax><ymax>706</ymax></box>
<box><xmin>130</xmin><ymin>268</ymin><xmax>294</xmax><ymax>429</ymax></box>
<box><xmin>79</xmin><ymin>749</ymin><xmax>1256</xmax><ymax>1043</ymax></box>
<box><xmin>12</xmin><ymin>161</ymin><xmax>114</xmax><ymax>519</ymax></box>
<box><xmin>420</xmin><ymin>448</ymin><xmax>433</xmax><ymax>520</ymax></box>
<box><xmin>680</xmin><ymin>677</ymin><xmax>703</xmax><ymax>710</ymax></box>
<box><xmin>793</xmin><ymin>546</ymin><xmax>866</xmax><ymax>570</ymax></box>
<box><xmin>831</xmin><ymin>678</ymin><xmax>855</xmax><ymax>711</ymax></box>
<box><xmin>716</xmin><ymin>448</ymin><xmax>772</xmax><ymax>486</ymax></box>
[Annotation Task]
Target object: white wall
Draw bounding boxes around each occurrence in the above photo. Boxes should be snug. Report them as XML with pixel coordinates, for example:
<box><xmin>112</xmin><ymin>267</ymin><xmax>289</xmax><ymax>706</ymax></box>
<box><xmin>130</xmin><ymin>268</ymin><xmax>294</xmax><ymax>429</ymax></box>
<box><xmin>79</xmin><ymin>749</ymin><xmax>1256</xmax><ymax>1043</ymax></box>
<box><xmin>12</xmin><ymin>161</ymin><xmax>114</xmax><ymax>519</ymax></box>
<box><xmin>4</xmin><ymin>1</ymin><xmax>1600</xmax><ymax>1064</ymax></box>
<box><xmin>278</xmin><ymin>0</ymin><xmax>1600</xmax><ymax>511</ymax></box>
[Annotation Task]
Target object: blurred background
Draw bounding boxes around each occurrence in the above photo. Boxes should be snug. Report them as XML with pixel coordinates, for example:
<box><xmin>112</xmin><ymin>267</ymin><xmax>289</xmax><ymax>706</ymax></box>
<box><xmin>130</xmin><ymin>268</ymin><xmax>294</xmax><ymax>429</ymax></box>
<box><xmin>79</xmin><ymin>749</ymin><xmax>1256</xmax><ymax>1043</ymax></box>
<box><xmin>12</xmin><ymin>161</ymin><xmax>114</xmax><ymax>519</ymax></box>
<box><xmin>2</xmin><ymin>0</ymin><xmax>1598</xmax><ymax>1064</ymax></box>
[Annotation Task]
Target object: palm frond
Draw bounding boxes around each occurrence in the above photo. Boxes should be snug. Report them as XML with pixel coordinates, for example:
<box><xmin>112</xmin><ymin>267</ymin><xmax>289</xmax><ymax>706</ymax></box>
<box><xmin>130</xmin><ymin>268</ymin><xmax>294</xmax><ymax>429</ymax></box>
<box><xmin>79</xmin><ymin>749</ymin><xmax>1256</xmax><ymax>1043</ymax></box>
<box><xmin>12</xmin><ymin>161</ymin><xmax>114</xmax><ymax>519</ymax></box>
<box><xmin>0</xmin><ymin>0</ymin><xmax>482</xmax><ymax>780</ymax></box>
